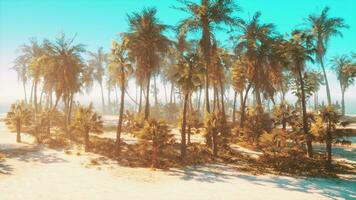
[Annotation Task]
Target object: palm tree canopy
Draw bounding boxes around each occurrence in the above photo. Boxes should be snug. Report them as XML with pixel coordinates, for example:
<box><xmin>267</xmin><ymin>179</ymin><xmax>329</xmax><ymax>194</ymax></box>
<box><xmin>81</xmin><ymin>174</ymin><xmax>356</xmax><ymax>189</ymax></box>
<box><xmin>124</xmin><ymin>8</ymin><xmax>170</xmax><ymax>81</ymax></box>
<box><xmin>42</xmin><ymin>33</ymin><xmax>86</xmax><ymax>99</ymax></box>
<box><xmin>71</xmin><ymin>103</ymin><xmax>103</xmax><ymax>135</ymax></box>
<box><xmin>331</xmin><ymin>55</ymin><xmax>354</xmax><ymax>90</ymax></box>
<box><xmin>5</xmin><ymin>101</ymin><xmax>32</xmax><ymax>131</ymax></box>
<box><xmin>108</xmin><ymin>40</ymin><xmax>133</xmax><ymax>87</ymax></box>
<box><xmin>306</xmin><ymin>6</ymin><xmax>349</xmax><ymax>60</ymax></box>
<box><xmin>88</xmin><ymin>47</ymin><xmax>107</xmax><ymax>84</ymax></box>
<box><xmin>175</xmin><ymin>0</ymin><xmax>238</xmax><ymax>33</ymax></box>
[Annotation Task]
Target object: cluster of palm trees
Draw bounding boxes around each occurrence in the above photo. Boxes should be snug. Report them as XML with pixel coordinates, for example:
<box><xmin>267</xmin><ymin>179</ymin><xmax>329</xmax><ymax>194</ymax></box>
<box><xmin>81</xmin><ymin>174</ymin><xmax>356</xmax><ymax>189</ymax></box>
<box><xmin>10</xmin><ymin>1</ymin><xmax>355</xmax><ymax>169</ymax></box>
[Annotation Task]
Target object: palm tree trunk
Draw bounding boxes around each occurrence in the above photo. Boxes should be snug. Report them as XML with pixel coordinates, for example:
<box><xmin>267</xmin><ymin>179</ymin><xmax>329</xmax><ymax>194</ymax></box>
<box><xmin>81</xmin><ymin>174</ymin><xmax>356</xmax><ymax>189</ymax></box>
<box><xmin>341</xmin><ymin>88</ymin><xmax>345</xmax><ymax>116</ymax></box>
<box><xmin>68</xmin><ymin>93</ymin><xmax>74</xmax><ymax>124</ymax></box>
<box><xmin>154</xmin><ymin>75</ymin><xmax>158</xmax><ymax>106</ymax></box>
<box><xmin>320</xmin><ymin>58</ymin><xmax>332</xmax><ymax>105</ymax></box>
<box><xmin>23</xmin><ymin>81</ymin><xmax>27</xmax><ymax>103</ymax></box>
<box><xmin>187</xmin><ymin>95</ymin><xmax>192</xmax><ymax>145</ymax></box>
<box><xmin>326</xmin><ymin>119</ymin><xmax>332</xmax><ymax>170</ymax></box>
<box><xmin>99</xmin><ymin>82</ymin><xmax>105</xmax><ymax>114</ymax></box>
<box><xmin>180</xmin><ymin>92</ymin><xmax>188</xmax><ymax>159</ymax></box>
<box><xmin>16</xmin><ymin>120</ymin><xmax>21</xmax><ymax>143</ymax></box>
<box><xmin>144</xmin><ymin>74</ymin><xmax>151</xmax><ymax>120</ymax></box>
<box><xmin>115</xmin><ymin>86</ymin><xmax>119</xmax><ymax>110</ymax></box>
<box><xmin>34</xmin><ymin>80</ymin><xmax>38</xmax><ymax>117</ymax></box>
<box><xmin>138</xmin><ymin>85</ymin><xmax>143</xmax><ymax>113</ymax></box>
<box><xmin>29</xmin><ymin>81</ymin><xmax>34</xmax><ymax>105</ymax></box>
<box><xmin>298</xmin><ymin>68</ymin><xmax>313</xmax><ymax>158</ymax></box>
<box><xmin>170</xmin><ymin>82</ymin><xmax>174</xmax><ymax>104</ymax></box>
<box><xmin>116</xmin><ymin>73</ymin><xmax>125</xmax><ymax>157</ymax></box>
<box><xmin>240</xmin><ymin>84</ymin><xmax>251</xmax><ymax>128</ymax></box>
<box><xmin>197</xmin><ymin>87</ymin><xmax>202</xmax><ymax>113</ymax></box>
<box><xmin>107</xmin><ymin>87</ymin><xmax>111</xmax><ymax>113</ymax></box>
<box><xmin>219</xmin><ymin>77</ymin><xmax>225</xmax><ymax>117</ymax></box>
<box><xmin>84</xmin><ymin>128</ymin><xmax>90</xmax><ymax>152</ymax></box>
<box><xmin>164</xmin><ymin>81</ymin><xmax>167</xmax><ymax>104</ymax></box>
<box><xmin>232</xmin><ymin>91</ymin><xmax>237</xmax><ymax>123</ymax></box>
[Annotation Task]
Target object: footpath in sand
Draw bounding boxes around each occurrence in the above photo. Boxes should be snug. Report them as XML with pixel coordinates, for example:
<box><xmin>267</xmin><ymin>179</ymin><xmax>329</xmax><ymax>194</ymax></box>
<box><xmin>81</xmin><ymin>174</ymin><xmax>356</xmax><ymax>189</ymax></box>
<box><xmin>0</xmin><ymin>119</ymin><xmax>355</xmax><ymax>200</ymax></box>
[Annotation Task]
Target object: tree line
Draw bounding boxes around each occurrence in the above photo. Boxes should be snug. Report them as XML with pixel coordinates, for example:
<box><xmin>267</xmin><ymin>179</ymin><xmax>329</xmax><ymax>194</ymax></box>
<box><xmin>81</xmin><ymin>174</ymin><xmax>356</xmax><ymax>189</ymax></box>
<box><xmin>7</xmin><ymin>0</ymin><xmax>356</xmax><ymax>170</ymax></box>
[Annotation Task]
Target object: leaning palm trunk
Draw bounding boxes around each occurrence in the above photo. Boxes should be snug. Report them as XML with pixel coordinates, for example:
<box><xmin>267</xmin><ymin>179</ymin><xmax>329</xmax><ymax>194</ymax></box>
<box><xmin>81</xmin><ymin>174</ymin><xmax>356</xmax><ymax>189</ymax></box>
<box><xmin>298</xmin><ymin>68</ymin><xmax>313</xmax><ymax>158</ymax></box>
<box><xmin>115</xmin><ymin>72</ymin><xmax>125</xmax><ymax>157</ymax></box>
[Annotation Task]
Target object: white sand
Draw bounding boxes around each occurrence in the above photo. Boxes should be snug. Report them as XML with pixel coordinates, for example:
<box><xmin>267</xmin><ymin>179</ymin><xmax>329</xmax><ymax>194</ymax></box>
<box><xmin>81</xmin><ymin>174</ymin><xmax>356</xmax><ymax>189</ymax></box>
<box><xmin>1</xmin><ymin>121</ymin><xmax>355</xmax><ymax>200</ymax></box>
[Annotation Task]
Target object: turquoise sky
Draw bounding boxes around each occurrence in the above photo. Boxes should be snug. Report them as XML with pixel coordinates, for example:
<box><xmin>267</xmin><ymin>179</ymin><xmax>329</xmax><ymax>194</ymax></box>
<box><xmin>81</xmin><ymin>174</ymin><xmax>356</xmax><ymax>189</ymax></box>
<box><xmin>0</xmin><ymin>0</ymin><xmax>355</xmax><ymax>113</ymax></box>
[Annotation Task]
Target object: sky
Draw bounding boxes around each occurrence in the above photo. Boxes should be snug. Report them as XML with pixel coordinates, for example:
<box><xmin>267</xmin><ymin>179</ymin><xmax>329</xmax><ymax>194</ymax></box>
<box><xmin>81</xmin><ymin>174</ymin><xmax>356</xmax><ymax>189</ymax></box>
<box><xmin>0</xmin><ymin>0</ymin><xmax>355</xmax><ymax>113</ymax></box>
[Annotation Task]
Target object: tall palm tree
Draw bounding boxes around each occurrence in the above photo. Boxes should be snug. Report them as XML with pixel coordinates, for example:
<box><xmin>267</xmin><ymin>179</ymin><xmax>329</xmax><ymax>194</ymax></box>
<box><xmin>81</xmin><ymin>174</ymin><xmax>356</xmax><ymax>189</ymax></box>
<box><xmin>70</xmin><ymin>103</ymin><xmax>103</xmax><ymax>152</ymax></box>
<box><xmin>88</xmin><ymin>47</ymin><xmax>107</xmax><ymax>114</ymax></box>
<box><xmin>12</xmin><ymin>55</ymin><xmax>29</xmax><ymax>103</ymax></box>
<box><xmin>331</xmin><ymin>55</ymin><xmax>354</xmax><ymax>115</ymax></box>
<box><xmin>176</xmin><ymin>0</ymin><xmax>238</xmax><ymax>115</ymax></box>
<box><xmin>173</xmin><ymin>52</ymin><xmax>204</xmax><ymax>159</ymax></box>
<box><xmin>19</xmin><ymin>39</ymin><xmax>45</xmax><ymax>116</ymax></box>
<box><xmin>43</xmin><ymin>33</ymin><xmax>86</xmax><ymax>134</ymax></box>
<box><xmin>306</xmin><ymin>7</ymin><xmax>348</xmax><ymax>105</ymax></box>
<box><xmin>286</xmin><ymin>30</ymin><xmax>315</xmax><ymax>158</ymax></box>
<box><xmin>124</xmin><ymin>8</ymin><xmax>170</xmax><ymax>120</ymax></box>
<box><xmin>108</xmin><ymin>39</ymin><xmax>133</xmax><ymax>157</ymax></box>
<box><xmin>231</xmin><ymin>55</ymin><xmax>251</xmax><ymax>127</ymax></box>
<box><xmin>5</xmin><ymin>102</ymin><xmax>32</xmax><ymax>143</ymax></box>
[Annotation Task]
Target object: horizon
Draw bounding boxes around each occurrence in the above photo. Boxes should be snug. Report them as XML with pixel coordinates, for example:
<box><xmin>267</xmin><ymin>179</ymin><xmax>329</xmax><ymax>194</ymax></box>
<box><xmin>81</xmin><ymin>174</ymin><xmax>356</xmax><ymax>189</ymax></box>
<box><xmin>0</xmin><ymin>0</ymin><xmax>355</xmax><ymax>113</ymax></box>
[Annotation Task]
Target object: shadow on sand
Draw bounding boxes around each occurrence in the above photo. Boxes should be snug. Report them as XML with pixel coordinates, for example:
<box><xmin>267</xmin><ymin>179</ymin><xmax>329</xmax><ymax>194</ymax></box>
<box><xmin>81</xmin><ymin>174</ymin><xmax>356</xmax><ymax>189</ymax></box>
<box><xmin>0</xmin><ymin>145</ymin><xmax>68</xmax><ymax>175</ymax></box>
<box><xmin>167</xmin><ymin>164</ymin><xmax>356</xmax><ymax>200</ymax></box>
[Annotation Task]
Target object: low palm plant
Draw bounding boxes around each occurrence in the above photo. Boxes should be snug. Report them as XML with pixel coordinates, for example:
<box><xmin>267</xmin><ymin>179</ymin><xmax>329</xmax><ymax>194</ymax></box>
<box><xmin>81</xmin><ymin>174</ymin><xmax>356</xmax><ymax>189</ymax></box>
<box><xmin>70</xmin><ymin>104</ymin><xmax>103</xmax><ymax>152</ymax></box>
<box><xmin>5</xmin><ymin>101</ymin><xmax>32</xmax><ymax>143</ymax></box>
<box><xmin>136</xmin><ymin>119</ymin><xmax>174</xmax><ymax>168</ymax></box>
<box><xmin>311</xmin><ymin>105</ymin><xmax>341</xmax><ymax>170</ymax></box>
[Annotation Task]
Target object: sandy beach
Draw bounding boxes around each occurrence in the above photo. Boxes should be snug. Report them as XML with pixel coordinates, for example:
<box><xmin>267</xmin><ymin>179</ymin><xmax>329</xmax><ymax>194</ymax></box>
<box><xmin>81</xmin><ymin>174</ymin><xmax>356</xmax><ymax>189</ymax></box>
<box><xmin>1</xmin><ymin>117</ymin><xmax>355</xmax><ymax>200</ymax></box>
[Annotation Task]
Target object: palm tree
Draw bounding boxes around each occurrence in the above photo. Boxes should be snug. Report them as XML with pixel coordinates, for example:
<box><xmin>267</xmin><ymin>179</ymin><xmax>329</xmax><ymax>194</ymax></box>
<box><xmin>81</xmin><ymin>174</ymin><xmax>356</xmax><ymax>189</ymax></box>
<box><xmin>5</xmin><ymin>102</ymin><xmax>32</xmax><ymax>143</ymax></box>
<box><xmin>88</xmin><ymin>47</ymin><xmax>107</xmax><ymax>114</ymax></box>
<box><xmin>236</xmin><ymin>12</ymin><xmax>284</xmax><ymax>106</ymax></box>
<box><xmin>311</xmin><ymin>105</ymin><xmax>340</xmax><ymax>170</ymax></box>
<box><xmin>286</xmin><ymin>30</ymin><xmax>315</xmax><ymax>158</ymax></box>
<box><xmin>70</xmin><ymin>104</ymin><xmax>103</xmax><ymax>152</ymax></box>
<box><xmin>137</xmin><ymin>119</ymin><xmax>174</xmax><ymax>168</ymax></box>
<box><xmin>43</xmin><ymin>33</ymin><xmax>86</xmax><ymax>134</ymax></box>
<box><xmin>173</xmin><ymin>52</ymin><xmax>204</xmax><ymax>159</ymax></box>
<box><xmin>19</xmin><ymin>39</ymin><xmax>45</xmax><ymax>116</ymax></box>
<box><xmin>124</xmin><ymin>8</ymin><xmax>170</xmax><ymax>120</ymax></box>
<box><xmin>331</xmin><ymin>55</ymin><xmax>354</xmax><ymax>115</ymax></box>
<box><xmin>231</xmin><ymin>55</ymin><xmax>251</xmax><ymax>127</ymax></box>
<box><xmin>108</xmin><ymin>39</ymin><xmax>133</xmax><ymax>157</ymax></box>
<box><xmin>306</xmin><ymin>7</ymin><xmax>348</xmax><ymax>105</ymax></box>
<box><xmin>12</xmin><ymin>55</ymin><xmax>29</xmax><ymax>103</ymax></box>
<box><xmin>176</xmin><ymin>0</ymin><xmax>238</xmax><ymax>115</ymax></box>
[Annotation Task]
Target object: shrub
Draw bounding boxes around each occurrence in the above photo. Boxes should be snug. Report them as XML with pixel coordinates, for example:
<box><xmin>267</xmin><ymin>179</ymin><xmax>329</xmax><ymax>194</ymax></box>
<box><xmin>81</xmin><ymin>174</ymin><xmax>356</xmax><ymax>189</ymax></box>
<box><xmin>135</xmin><ymin>119</ymin><xmax>175</xmax><ymax>168</ymax></box>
